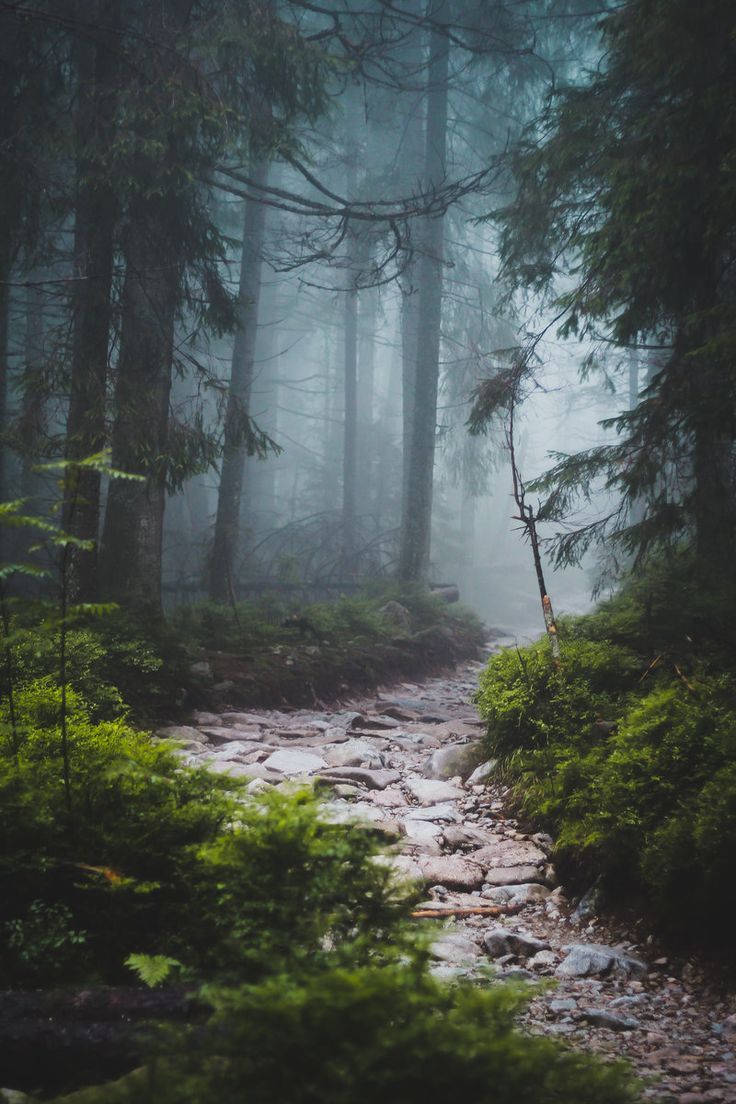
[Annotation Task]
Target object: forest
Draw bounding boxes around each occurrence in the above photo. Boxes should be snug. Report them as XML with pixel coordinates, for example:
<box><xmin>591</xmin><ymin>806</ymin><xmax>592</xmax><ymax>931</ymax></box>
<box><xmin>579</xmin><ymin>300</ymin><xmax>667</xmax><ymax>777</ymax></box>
<box><xmin>0</xmin><ymin>0</ymin><xmax>735</xmax><ymax>1101</ymax></box>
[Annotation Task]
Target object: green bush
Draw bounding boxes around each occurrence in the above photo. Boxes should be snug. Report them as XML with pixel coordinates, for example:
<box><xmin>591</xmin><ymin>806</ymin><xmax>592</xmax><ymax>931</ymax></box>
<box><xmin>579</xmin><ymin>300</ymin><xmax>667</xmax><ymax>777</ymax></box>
<box><xmin>0</xmin><ymin>679</ymin><xmax>417</xmax><ymax>987</ymax></box>
<box><xmin>475</xmin><ymin>570</ymin><xmax>736</xmax><ymax>940</ymax></box>
<box><xmin>49</xmin><ymin>965</ymin><xmax>640</xmax><ymax>1104</ymax></box>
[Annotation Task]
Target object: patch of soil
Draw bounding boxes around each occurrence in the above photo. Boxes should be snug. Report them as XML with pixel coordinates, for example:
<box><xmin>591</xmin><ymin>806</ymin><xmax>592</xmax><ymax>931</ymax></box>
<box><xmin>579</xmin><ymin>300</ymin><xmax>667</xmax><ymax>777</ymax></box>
<box><xmin>188</xmin><ymin>622</ymin><xmax>487</xmax><ymax>711</ymax></box>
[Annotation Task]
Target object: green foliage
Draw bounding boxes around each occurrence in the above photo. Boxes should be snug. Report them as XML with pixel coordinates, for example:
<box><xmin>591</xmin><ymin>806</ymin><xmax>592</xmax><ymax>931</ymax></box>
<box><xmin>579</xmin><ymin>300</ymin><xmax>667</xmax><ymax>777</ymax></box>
<box><xmin>475</xmin><ymin>566</ymin><xmax>736</xmax><ymax>940</ymax></box>
<box><xmin>69</xmin><ymin>964</ymin><xmax>639</xmax><ymax>1104</ymax></box>
<box><xmin>125</xmin><ymin>954</ymin><xmax>182</xmax><ymax>988</ymax></box>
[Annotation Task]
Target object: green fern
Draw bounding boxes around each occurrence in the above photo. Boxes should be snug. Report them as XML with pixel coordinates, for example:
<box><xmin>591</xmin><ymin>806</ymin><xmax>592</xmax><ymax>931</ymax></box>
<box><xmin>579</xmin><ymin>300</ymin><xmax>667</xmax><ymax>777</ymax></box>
<box><xmin>125</xmin><ymin>953</ymin><xmax>182</xmax><ymax>988</ymax></box>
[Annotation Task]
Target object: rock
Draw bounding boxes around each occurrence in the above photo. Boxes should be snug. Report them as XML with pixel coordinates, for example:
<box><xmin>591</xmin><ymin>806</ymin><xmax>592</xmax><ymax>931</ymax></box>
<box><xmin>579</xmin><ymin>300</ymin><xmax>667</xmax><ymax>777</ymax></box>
<box><xmin>239</xmin><ymin>763</ymin><xmax>288</xmax><ymax>783</ymax></box>
<box><xmin>351</xmin><ymin>714</ymin><xmax>401</xmax><ymax>731</ymax></box>
<box><xmin>471</xmin><ymin>839</ymin><xmax>548</xmax><ymax>872</ymax></box>
<box><xmin>482</xmin><ymin>883</ymin><xmax>550</xmax><ymax>906</ymax></box>
<box><xmin>379</xmin><ymin>854</ymin><xmax>423</xmax><ymax>884</ymax></box>
<box><xmin>442</xmin><ymin>825</ymin><xmax>495</xmax><ymax>851</ymax></box>
<box><xmin>404</xmin><ymin>803</ymin><xmax>462</xmax><ymax>823</ymax></box>
<box><xmin>317</xmin><ymin>767</ymin><xmax>401</xmax><ymax>790</ymax></box>
<box><xmin>528</xmin><ymin>949</ymin><xmax>557</xmax><ymax>970</ymax></box>
<box><xmin>431</xmin><ymin>932</ymin><xmax>482</xmax><ymax>966</ymax></box>
<box><xmin>156</xmin><ymin>725</ymin><xmax>207</xmax><ymax>750</ymax></box>
<box><xmin>0</xmin><ymin>1091</ymin><xmax>34</xmax><ymax>1103</ymax></box>
<box><xmin>367</xmin><ymin>787</ymin><xmax>407</xmax><ymax>807</ymax></box>
<box><xmin>205</xmin><ymin>760</ymin><xmax>256</xmax><ymax>778</ymax></box>
<box><xmin>323</xmin><ymin>739</ymin><xmax>385</xmax><ymax>769</ymax></box>
<box><xmin>555</xmin><ymin>943</ymin><xmax>647</xmax><ymax>980</ymax></box>
<box><xmin>422</xmin><ymin>742</ymin><xmax>485</xmax><ymax>781</ymax></box>
<box><xmin>199</xmin><ymin>725</ymin><xmax>262</xmax><ymax>745</ymax></box>
<box><xmin>209</xmin><ymin>742</ymin><xmax>263</xmax><ymax>762</ymax></box>
<box><xmin>220</xmin><ymin>711</ymin><xmax>266</xmax><ymax>726</ymax></box>
<box><xmin>572</xmin><ymin>881</ymin><xmax>605</xmax><ymax>922</ymax></box>
<box><xmin>378</xmin><ymin>600</ymin><xmax>411</xmax><ymax>631</ymax></box>
<box><xmin>406</xmin><ymin>779</ymin><xmax>465</xmax><ymax>805</ymax></box>
<box><xmin>418</xmin><ymin>855</ymin><xmax>484</xmax><ymax>890</ymax></box>
<box><xmin>580</xmin><ymin>1009</ymin><xmax>641</xmax><ymax>1031</ymax></box>
<box><xmin>482</xmin><ymin>865</ymin><xmax>545</xmax><ymax>887</ymax></box>
<box><xmin>246</xmin><ymin>778</ymin><xmax>272</xmax><ymax>794</ymax></box>
<box><xmin>332</xmin><ymin>784</ymin><xmax>362</xmax><ymax>799</ymax></box>
<box><xmin>466</xmin><ymin>759</ymin><xmax>498</xmax><ymax>786</ymax></box>
<box><xmin>262</xmin><ymin>748</ymin><xmax>327</xmax><ymax>774</ymax></box>
<box><xmin>189</xmin><ymin>661</ymin><xmax>213</xmax><ymax>681</ymax></box>
<box><xmin>549</xmin><ymin>998</ymin><xmax>578</xmax><ymax>1013</ymax></box>
<box><xmin>483</xmin><ymin>927</ymin><xmax>551</xmax><ymax>959</ymax></box>
<box><xmin>403</xmin><ymin>820</ymin><xmax>443</xmax><ymax>849</ymax></box>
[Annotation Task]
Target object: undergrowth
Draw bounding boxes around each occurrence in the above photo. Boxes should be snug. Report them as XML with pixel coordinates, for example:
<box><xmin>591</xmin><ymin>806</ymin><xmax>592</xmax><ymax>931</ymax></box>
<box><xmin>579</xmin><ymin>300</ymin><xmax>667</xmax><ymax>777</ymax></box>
<box><xmin>475</xmin><ymin>553</ymin><xmax>736</xmax><ymax>943</ymax></box>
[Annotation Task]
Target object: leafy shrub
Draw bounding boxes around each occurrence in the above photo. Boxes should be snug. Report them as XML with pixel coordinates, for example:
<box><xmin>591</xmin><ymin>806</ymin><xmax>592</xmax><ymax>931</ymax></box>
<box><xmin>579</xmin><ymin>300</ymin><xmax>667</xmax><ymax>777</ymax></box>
<box><xmin>3</xmin><ymin>609</ymin><xmax>186</xmax><ymax>722</ymax></box>
<box><xmin>55</xmin><ymin>964</ymin><xmax>640</xmax><ymax>1104</ymax></box>
<box><xmin>475</xmin><ymin>571</ymin><xmax>736</xmax><ymax>941</ymax></box>
<box><xmin>475</xmin><ymin>634</ymin><xmax>640</xmax><ymax>759</ymax></box>
<box><xmin>0</xmin><ymin>681</ymin><xmax>416</xmax><ymax>986</ymax></box>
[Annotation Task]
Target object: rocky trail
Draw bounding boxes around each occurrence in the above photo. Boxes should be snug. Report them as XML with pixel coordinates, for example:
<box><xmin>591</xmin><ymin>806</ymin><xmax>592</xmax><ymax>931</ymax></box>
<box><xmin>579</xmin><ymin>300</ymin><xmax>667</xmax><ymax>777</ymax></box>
<box><xmin>160</xmin><ymin>645</ymin><xmax>736</xmax><ymax>1104</ymax></box>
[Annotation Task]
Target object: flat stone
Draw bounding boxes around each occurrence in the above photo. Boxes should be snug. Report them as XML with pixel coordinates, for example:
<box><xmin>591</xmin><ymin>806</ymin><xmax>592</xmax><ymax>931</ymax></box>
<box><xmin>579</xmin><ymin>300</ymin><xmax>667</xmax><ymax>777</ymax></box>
<box><xmin>199</xmin><ymin>725</ymin><xmax>263</xmax><ymax>745</ymax></box>
<box><xmin>262</xmin><ymin>748</ymin><xmax>327</xmax><ymax>774</ymax></box>
<box><xmin>352</xmin><ymin>714</ymin><xmax>401</xmax><ymax>730</ymax></box>
<box><xmin>406</xmin><ymin>779</ymin><xmax>466</xmax><ymax>805</ymax></box>
<box><xmin>211</xmin><ymin>740</ymin><xmax>268</xmax><ymax>761</ymax></box>
<box><xmin>205</xmin><ymin>760</ymin><xmax>256</xmax><ymax>778</ymax></box>
<box><xmin>442</xmin><ymin>825</ymin><xmax>495</xmax><ymax>851</ymax></box>
<box><xmin>482</xmin><ymin>883</ymin><xmax>551</xmax><ymax>906</ymax></box>
<box><xmin>555</xmin><ymin>943</ymin><xmax>648</xmax><ymax>980</ymax></box>
<box><xmin>418</xmin><ymin>855</ymin><xmax>484</xmax><ymax>890</ymax></box>
<box><xmin>403</xmin><ymin>820</ymin><xmax>443</xmax><ymax>851</ymax></box>
<box><xmin>367</xmin><ymin>787</ymin><xmax>408</xmax><ymax>807</ymax></box>
<box><xmin>323</xmin><ymin>739</ymin><xmax>385</xmax><ymax>769</ymax></box>
<box><xmin>404</xmin><ymin>803</ymin><xmax>462</xmax><ymax>823</ymax></box>
<box><xmin>471</xmin><ymin>839</ymin><xmax>548</xmax><ymax>872</ymax></box>
<box><xmin>431</xmin><ymin>932</ymin><xmax>483</xmax><ymax>966</ymax></box>
<box><xmin>220</xmin><ymin>711</ymin><xmax>267</xmax><ymax>726</ymax></box>
<box><xmin>422</xmin><ymin>742</ymin><xmax>485</xmax><ymax>781</ymax></box>
<box><xmin>379</xmin><ymin>854</ymin><xmax>423</xmax><ymax>884</ymax></box>
<box><xmin>157</xmin><ymin>724</ymin><xmax>203</xmax><ymax>745</ymax></box>
<box><xmin>483</xmin><ymin>865</ymin><xmax>545</xmax><ymax>887</ymax></box>
<box><xmin>317</xmin><ymin>767</ymin><xmax>401</xmax><ymax>790</ymax></box>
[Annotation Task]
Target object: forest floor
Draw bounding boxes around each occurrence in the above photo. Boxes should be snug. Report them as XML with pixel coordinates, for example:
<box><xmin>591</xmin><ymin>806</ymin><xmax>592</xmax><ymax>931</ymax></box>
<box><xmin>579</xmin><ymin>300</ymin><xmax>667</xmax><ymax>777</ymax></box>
<box><xmin>162</xmin><ymin>641</ymin><xmax>736</xmax><ymax>1104</ymax></box>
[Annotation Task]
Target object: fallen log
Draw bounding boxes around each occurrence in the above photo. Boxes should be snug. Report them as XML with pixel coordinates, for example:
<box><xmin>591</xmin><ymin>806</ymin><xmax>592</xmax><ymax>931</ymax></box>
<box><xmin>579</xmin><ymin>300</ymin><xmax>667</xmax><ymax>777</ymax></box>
<box><xmin>411</xmin><ymin>904</ymin><xmax>523</xmax><ymax>919</ymax></box>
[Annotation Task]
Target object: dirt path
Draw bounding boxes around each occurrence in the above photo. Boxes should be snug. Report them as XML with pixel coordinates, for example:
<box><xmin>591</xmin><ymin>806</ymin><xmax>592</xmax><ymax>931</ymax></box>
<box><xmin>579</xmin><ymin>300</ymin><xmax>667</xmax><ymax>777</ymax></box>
<box><xmin>161</xmin><ymin>646</ymin><xmax>736</xmax><ymax>1104</ymax></box>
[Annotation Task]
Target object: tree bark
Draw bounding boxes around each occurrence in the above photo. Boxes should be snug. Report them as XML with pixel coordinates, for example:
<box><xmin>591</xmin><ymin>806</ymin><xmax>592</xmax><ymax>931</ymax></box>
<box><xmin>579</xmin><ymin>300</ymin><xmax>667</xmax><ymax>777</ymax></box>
<box><xmin>209</xmin><ymin>158</ymin><xmax>270</xmax><ymax>603</ymax></box>
<box><xmin>398</xmin><ymin>6</ymin><xmax>449</xmax><ymax>582</ymax></box>
<box><xmin>99</xmin><ymin>213</ymin><xmax>177</xmax><ymax>611</ymax></box>
<box><xmin>63</xmin><ymin>0</ymin><xmax>120</xmax><ymax>601</ymax></box>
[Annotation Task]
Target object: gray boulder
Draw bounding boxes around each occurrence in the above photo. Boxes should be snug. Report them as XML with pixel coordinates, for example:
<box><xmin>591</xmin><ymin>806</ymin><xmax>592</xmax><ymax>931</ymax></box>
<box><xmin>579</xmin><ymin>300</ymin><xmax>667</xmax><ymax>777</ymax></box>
<box><xmin>422</xmin><ymin>742</ymin><xmax>485</xmax><ymax>781</ymax></box>
<box><xmin>483</xmin><ymin>927</ymin><xmax>551</xmax><ymax>959</ymax></box>
<box><xmin>555</xmin><ymin>943</ymin><xmax>647</xmax><ymax>980</ymax></box>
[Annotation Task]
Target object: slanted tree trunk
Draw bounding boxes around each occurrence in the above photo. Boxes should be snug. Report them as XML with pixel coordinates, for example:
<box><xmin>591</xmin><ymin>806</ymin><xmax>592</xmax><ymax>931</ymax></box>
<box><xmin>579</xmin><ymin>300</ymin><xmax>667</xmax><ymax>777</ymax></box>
<box><xmin>64</xmin><ymin>0</ymin><xmax>120</xmax><ymax>601</ymax></box>
<box><xmin>209</xmin><ymin>158</ymin><xmax>269</xmax><ymax>603</ymax></box>
<box><xmin>398</xmin><ymin>7</ymin><xmax>449</xmax><ymax>582</ymax></box>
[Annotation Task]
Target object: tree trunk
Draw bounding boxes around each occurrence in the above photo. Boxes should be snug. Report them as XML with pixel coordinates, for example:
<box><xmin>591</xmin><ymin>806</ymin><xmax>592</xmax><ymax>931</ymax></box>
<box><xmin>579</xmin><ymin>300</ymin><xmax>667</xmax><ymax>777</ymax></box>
<box><xmin>19</xmin><ymin>278</ymin><xmax>46</xmax><ymax>504</ymax></box>
<box><xmin>398</xmin><ymin>7</ymin><xmax>449</xmax><ymax>582</ymax></box>
<box><xmin>209</xmin><ymin>158</ymin><xmax>269</xmax><ymax>603</ymax></box>
<box><xmin>0</xmin><ymin>232</ymin><xmax>10</xmax><ymax>511</ymax></box>
<box><xmin>99</xmin><ymin>214</ymin><xmax>177</xmax><ymax>611</ymax></box>
<box><xmin>63</xmin><ymin>0</ymin><xmax>120</xmax><ymax>602</ymax></box>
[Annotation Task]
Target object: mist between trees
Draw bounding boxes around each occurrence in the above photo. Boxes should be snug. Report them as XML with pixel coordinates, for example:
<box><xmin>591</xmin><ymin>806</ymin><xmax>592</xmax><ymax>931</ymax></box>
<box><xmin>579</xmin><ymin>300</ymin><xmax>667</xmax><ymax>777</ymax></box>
<box><xmin>0</xmin><ymin>0</ymin><xmax>733</xmax><ymax>637</ymax></box>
